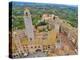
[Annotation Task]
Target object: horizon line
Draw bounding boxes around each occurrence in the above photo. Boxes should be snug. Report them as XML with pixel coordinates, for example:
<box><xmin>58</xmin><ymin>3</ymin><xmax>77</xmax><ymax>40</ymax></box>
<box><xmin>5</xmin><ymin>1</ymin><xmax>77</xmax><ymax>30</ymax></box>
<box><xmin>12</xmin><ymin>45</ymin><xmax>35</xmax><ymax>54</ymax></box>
<box><xmin>10</xmin><ymin>1</ymin><xmax>78</xmax><ymax>6</ymax></box>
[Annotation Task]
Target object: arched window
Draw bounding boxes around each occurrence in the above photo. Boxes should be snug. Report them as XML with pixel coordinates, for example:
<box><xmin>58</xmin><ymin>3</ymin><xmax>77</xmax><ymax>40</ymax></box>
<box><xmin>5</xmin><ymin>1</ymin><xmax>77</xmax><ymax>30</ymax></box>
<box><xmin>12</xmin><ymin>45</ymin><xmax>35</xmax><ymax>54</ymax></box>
<box><xmin>36</xmin><ymin>49</ymin><xmax>41</xmax><ymax>52</ymax></box>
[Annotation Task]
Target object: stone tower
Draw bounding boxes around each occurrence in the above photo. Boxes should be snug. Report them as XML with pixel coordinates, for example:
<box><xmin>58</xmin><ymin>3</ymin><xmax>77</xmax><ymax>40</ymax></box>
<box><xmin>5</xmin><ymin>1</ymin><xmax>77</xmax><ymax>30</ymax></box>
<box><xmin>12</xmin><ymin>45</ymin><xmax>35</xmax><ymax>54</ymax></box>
<box><xmin>24</xmin><ymin>8</ymin><xmax>34</xmax><ymax>40</ymax></box>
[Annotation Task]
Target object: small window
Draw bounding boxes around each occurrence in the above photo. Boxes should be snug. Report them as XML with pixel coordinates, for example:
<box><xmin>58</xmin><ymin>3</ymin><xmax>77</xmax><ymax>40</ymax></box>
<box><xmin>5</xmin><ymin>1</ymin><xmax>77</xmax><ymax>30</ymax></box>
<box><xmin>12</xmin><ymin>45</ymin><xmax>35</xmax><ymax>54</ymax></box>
<box><xmin>23</xmin><ymin>46</ymin><xmax>25</xmax><ymax>49</ymax></box>
<box><xmin>31</xmin><ymin>46</ymin><xmax>33</xmax><ymax>48</ymax></box>
<box><xmin>53</xmin><ymin>16</ymin><xmax>55</xmax><ymax>20</ymax></box>
<box><xmin>38</xmin><ymin>46</ymin><xmax>40</xmax><ymax>48</ymax></box>
<box><xmin>48</xmin><ymin>45</ymin><xmax>50</xmax><ymax>48</ymax></box>
<box><xmin>26</xmin><ymin>12</ymin><xmax>28</xmax><ymax>16</ymax></box>
<box><xmin>35</xmin><ymin>46</ymin><xmax>37</xmax><ymax>48</ymax></box>
<box><xmin>48</xmin><ymin>46</ymin><xmax>50</xmax><ymax>48</ymax></box>
<box><xmin>30</xmin><ymin>38</ymin><xmax>32</xmax><ymax>40</ymax></box>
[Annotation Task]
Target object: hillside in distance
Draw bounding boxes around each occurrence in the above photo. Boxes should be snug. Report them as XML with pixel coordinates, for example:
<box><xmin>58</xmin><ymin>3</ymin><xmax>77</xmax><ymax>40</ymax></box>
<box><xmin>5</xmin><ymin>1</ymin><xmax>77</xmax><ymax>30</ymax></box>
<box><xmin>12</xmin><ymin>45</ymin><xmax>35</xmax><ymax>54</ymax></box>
<box><xmin>10</xmin><ymin>2</ymin><xmax>78</xmax><ymax>30</ymax></box>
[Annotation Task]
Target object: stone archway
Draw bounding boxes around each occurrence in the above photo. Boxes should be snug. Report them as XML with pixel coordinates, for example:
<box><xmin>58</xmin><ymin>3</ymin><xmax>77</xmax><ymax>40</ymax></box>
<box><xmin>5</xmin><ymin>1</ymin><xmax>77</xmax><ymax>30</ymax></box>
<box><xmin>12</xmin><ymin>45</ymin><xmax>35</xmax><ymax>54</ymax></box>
<box><xmin>35</xmin><ymin>49</ymin><xmax>42</xmax><ymax>52</ymax></box>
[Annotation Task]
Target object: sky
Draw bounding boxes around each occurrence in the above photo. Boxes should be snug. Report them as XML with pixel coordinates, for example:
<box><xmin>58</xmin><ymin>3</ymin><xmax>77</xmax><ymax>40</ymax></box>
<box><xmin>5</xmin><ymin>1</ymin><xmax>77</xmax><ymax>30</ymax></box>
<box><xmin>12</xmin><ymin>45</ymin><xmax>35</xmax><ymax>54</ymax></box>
<box><xmin>10</xmin><ymin>0</ymin><xmax>78</xmax><ymax>5</ymax></box>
